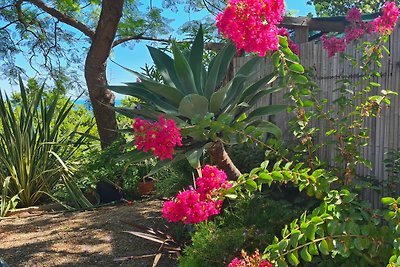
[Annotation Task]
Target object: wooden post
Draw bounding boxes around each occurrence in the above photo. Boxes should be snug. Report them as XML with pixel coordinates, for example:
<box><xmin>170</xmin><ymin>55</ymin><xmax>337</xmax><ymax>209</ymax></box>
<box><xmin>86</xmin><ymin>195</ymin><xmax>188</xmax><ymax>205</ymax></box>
<box><xmin>294</xmin><ymin>26</ymin><xmax>310</xmax><ymax>44</ymax></box>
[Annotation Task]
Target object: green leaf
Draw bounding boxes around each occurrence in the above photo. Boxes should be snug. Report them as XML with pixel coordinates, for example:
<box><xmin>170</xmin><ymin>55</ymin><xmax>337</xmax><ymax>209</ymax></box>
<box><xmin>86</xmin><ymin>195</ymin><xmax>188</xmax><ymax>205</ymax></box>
<box><xmin>240</xmin><ymin>73</ymin><xmax>278</xmax><ymax>102</ymax></box>
<box><xmin>205</xmin><ymin>42</ymin><xmax>236</xmax><ymax>99</ymax></box>
<box><xmin>178</xmin><ymin>94</ymin><xmax>209</xmax><ymax>119</ymax></box>
<box><xmin>287</xmin><ymin>252</ymin><xmax>300</xmax><ymax>266</ymax></box>
<box><xmin>250</xmin><ymin>121</ymin><xmax>282</xmax><ymax>139</ymax></box>
<box><xmin>109</xmin><ymin>85</ymin><xmax>179</xmax><ymax>115</ymax></box>
<box><xmin>300</xmin><ymin>247</ymin><xmax>312</xmax><ymax>262</ymax></box>
<box><xmin>289</xmin><ymin>63</ymin><xmax>305</xmax><ymax>74</ymax></box>
<box><xmin>189</xmin><ymin>26</ymin><xmax>205</xmax><ymax>94</ymax></box>
<box><xmin>353</xmin><ymin>238</ymin><xmax>369</xmax><ymax>251</ymax></box>
<box><xmin>223</xmin><ymin>57</ymin><xmax>262</xmax><ymax>107</ymax></box>
<box><xmin>147</xmin><ymin>46</ymin><xmax>182</xmax><ymax>89</ymax></box>
<box><xmin>308</xmin><ymin>242</ymin><xmax>319</xmax><ymax>256</ymax></box>
<box><xmin>210</xmin><ymin>80</ymin><xmax>232</xmax><ymax>113</ymax></box>
<box><xmin>138</xmin><ymin>78</ymin><xmax>185</xmax><ymax>107</ymax></box>
<box><xmin>278</xmin><ymin>240</ymin><xmax>289</xmax><ymax>253</ymax></box>
<box><xmin>246</xmin><ymin>105</ymin><xmax>287</xmax><ymax>121</ymax></box>
<box><xmin>381</xmin><ymin>197</ymin><xmax>395</xmax><ymax>205</ymax></box>
<box><xmin>276</xmin><ymin>259</ymin><xmax>288</xmax><ymax>267</ymax></box>
<box><xmin>245</xmin><ymin>179</ymin><xmax>258</xmax><ymax>191</ymax></box>
<box><xmin>318</xmin><ymin>239</ymin><xmax>330</xmax><ymax>255</ymax></box>
<box><xmin>185</xmin><ymin>146</ymin><xmax>205</xmax><ymax>168</ymax></box>
<box><xmin>271</xmin><ymin>171</ymin><xmax>284</xmax><ymax>181</ymax></box>
<box><xmin>172</xmin><ymin>42</ymin><xmax>197</xmax><ymax>94</ymax></box>
<box><xmin>305</xmin><ymin>224</ymin><xmax>317</xmax><ymax>241</ymax></box>
<box><xmin>258</xmin><ymin>172</ymin><xmax>273</xmax><ymax>184</ymax></box>
<box><xmin>293</xmin><ymin>75</ymin><xmax>309</xmax><ymax>85</ymax></box>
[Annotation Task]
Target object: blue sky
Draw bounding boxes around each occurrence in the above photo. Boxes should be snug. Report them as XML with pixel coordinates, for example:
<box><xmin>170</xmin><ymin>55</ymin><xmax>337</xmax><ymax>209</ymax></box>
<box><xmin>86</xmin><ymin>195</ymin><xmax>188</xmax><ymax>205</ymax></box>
<box><xmin>108</xmin><ymin>0</ymin><xmax>315</xmax><ymax>94</ymax></box>
<box><xmin>0</xmin><ymin>0</ymin><xmax>315</xmax><ymax>99</ymax></box>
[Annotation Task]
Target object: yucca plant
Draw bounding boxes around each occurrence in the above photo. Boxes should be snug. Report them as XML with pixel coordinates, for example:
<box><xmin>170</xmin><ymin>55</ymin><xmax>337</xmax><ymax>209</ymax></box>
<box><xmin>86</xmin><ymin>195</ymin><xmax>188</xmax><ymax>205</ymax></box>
<box><xmin>110</xmin><ymin>27</ymin><xmax>286</xmax><ymax>179</ymax></box>
<box><xmin>0</xmin><ymin>78</ymin><xmax>92</xmax><ymax>208</ymax></box>
<box><xmin>0</xmin><ymin>177</ymin><xmax>19</xmax><ymax>217</ymax></box>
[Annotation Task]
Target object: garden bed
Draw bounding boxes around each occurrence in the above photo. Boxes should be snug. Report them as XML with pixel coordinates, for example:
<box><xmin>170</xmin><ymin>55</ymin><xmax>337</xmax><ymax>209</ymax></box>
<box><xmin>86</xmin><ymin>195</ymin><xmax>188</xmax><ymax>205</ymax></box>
<box><xmin>0</xmin><ymin>199</ymin><xmax>177</xmax><ymax>267</ymax></box>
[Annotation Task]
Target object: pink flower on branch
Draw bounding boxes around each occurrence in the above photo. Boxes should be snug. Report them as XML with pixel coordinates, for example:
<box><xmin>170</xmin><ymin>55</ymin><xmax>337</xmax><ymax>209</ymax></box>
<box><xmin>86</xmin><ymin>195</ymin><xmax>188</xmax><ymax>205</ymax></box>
<box><xmin>228</xmin><ymin>249</ymin><xmax>272</xmax><ymax>267</ymax></box>
<box><xmin>162</xmin><ymin>165</ymin><xmax>232</xmax><ymax>224</ymax></box>
<box><xmin>132</xmin><ymin>115</ymin><xmax>182</xmax><ymax>160</ymax></box>
<box><xmin>321</xmin><ymin>2</ymin><xmax>399</xmax><ymax>57</ymax></box>
<box><xmin>371</xmin><ymin>1</ymin><xmax>399</xmax><ymax>34</ymax></box>
<box><xmin>216</xmin><ymin>0</ymin><xmax>285</xmax><ymax>56</ymax></box>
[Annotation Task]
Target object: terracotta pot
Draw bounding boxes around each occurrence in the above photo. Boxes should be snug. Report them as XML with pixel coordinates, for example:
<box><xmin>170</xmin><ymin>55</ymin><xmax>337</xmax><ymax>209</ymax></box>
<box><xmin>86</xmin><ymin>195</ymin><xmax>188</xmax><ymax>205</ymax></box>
<box><xmin>138</xmin><ymin>180</ymin><xmax>154</xmax><ymax>196</ymax></box>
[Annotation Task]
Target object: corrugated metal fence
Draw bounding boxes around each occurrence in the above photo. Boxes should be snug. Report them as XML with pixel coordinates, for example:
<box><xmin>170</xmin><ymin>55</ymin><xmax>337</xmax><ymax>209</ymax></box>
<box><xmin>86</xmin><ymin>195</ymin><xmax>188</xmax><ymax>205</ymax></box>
<box><xmin>232</xmin><ymin>27</ymin><xmax>400</xmax><ymax>205</ymax></box>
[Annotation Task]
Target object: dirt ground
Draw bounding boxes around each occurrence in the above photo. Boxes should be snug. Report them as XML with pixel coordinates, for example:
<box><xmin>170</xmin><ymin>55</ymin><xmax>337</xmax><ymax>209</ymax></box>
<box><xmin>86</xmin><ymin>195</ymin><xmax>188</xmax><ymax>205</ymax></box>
<box><xmin>0</xmin><ymin>199</ymin><xmax>179</xmax><ymax>267</ymax></box>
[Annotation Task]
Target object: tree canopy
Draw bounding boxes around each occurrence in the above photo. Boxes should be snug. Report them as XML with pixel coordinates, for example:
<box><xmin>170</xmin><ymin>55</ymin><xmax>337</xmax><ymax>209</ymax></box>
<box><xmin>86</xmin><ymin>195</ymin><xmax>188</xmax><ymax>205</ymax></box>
<box><xmin>0</xmin><ymin>0</ymin><xmax>218</xmax><ymax>147</ymax></box>
<box><xmin>307</xmin><ymin>0</ymin><xmax>400</xmax><ymax>16</ymax></box>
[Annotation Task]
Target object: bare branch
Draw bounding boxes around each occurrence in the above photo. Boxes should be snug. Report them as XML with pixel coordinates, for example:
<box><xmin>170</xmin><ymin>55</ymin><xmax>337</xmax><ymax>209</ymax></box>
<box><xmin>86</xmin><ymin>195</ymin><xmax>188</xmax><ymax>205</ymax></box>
<box><xmin>0</xmin><ymin>20</ymin><xmax>19</xmax><ymax>31</ymax></box>
<box><xmin>112</xmin><ymin>35</ymin><xmax>173</xmax><ymax>48</ymax></box>
<box><xmin>25</xmin><ymin>0</ymin><xmax>95</xmax><ymax>39</ymax></box>
<box><xmin>0</xmin><ymin>4</ymin><xmax>14</xmax><ymax>11</ymax></box>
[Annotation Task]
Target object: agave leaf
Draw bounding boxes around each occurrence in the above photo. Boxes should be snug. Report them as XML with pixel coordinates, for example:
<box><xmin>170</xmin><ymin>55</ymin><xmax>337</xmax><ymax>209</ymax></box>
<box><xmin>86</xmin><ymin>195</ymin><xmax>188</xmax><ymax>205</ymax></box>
<box><xmin>221</xmin><ymin>74</ymin><xmax>248</xmax><ymax>112</ymax></box>
<box><xmin>147</xmin><ymin>46</ymin><xmax>183</xmax><ymax>89</ymax></box>
<box><xmin>178</xmin><ymin>94</ymin><xmax>209</xmax><ymax>119</ymax></box>
<box><xmin>210</xmin><ymin>80</ymin><xmax>232</xmax><ymax>114</ymax></box>
<box><xmin>246</xmin><ymin>105</ymin><xmax>287</xmax><ymax>121</ymax></box>
<box><xmin>139</xmin><ymin>78</ymin><xmax>185</xmax><ymax>107</ymax></box>
<box><xmin>240</xmin><ymin>73</ymin><xmax>278</xmax><ymax>102</ymax></box>
<box><xmin>185</xmin><ymin>144</ymin><xmax>209</xmax><ymax>168</ymax></box>
<box><xmin>189</xmin><ymin>25</ymin><xmax>205</xmax><ymax>95</ymax></box>
<box><xmin>109</xmin><ymin>84</ymin><xmax>179</xmax><ymax>114</ymax></box>
<box><xmin>172</xmin><ymin>42</ymin><xmax>197</xmax><ymax>94</ymax></box>
<box><xmin>222</xmin><ymin>57</ymin><xmax>262</xmax><ymax>108</ymax></box>
<box><xmin>247</xmin><ymin>86</ymin><xmax>285</xmax><ymax>107</ymax></box>
<box><xmin>250</xmin><ymin>121</ymin><xmax>282</xmax><ymax>138</ymax></box>
<box><xmin>204</xmin><ymin>42</ymin><xmax>236</xmax><ymax>99</ymax></box>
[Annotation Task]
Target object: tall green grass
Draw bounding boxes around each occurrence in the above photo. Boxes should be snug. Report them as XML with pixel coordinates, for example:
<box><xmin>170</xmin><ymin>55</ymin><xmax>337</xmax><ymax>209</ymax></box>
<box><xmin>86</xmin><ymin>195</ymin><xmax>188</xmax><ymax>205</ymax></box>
<box><xmin>0</xmin><ymin>78</ymin><xmax>92</xmax><ymax>208</ymax></box>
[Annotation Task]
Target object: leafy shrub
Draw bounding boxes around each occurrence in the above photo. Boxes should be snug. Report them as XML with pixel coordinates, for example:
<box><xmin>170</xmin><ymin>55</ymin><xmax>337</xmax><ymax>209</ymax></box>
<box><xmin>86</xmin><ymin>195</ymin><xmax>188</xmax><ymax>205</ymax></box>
<box><xmin>0</xmin><ymin>78</ymin><xmax>92</xmax><ymax>208</ymax></box>
<box><xmin>179</xmin><ymin>193</ymin><xmax>306</xmax><ymax>267</ymax></box>
<box><xmin>228</xmin><ymin>143</ymin><xmax>266</xmax><ymax>173</ymax></box>
<box><xmin>154</xmin><ymin>160</ymin><xmax>194</xmax><ymax>197</ymax></box>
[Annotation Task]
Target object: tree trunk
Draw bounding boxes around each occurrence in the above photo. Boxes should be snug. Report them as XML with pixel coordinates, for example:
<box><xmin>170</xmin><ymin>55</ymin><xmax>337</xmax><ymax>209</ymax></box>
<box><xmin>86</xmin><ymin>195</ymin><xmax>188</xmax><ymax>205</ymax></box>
<box><xmin>84</xmin><ymin>0</ymin><xmax>123</xmax><ymax>149</ymax></box>
<box><xmin>208</xmin><ymin>141</ymin><xmax>242</xmax><ymax>180</ymax></box>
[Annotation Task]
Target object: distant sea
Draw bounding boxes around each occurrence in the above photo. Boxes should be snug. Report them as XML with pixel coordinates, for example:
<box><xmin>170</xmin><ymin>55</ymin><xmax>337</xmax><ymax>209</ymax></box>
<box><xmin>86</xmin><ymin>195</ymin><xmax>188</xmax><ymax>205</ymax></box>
<box><xmin>74</xmin><ymin>98</ymin><xmax>122</xmax><ymax>109</ymax></box>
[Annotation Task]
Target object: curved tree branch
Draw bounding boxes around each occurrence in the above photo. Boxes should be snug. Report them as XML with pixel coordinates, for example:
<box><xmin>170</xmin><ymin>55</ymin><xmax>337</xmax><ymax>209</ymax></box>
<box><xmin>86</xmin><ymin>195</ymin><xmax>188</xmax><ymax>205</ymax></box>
<box><xmin>112</xmin><ymin>34</ymin><xmax>173</xmax><ymax>48</ymax></box>
<box><xmin>25</xmin><ymin>0</ymin><xmax>95</xmax><ymax>39</ymax></box>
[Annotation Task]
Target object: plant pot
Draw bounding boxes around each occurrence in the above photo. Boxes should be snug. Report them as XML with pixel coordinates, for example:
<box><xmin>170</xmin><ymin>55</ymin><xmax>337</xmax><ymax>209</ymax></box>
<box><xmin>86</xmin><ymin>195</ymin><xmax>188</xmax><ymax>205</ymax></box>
<box><xmin>138</xmin><ymin>180</ymin><xmax>154</xmax><ymax>196</ymax></box>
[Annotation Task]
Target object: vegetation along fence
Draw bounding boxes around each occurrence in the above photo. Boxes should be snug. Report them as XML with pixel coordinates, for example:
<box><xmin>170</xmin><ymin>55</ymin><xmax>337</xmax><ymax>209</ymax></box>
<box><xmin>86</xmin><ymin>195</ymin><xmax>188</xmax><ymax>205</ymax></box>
<box><xmin>232</xmin><ymin>26</ymin><xmax>400</xmax><ymax>206</ymax></box>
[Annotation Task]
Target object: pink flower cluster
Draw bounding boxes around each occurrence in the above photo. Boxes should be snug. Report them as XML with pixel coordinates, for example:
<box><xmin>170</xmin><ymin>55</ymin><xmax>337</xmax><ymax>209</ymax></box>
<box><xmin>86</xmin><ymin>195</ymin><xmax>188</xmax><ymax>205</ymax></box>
<box><xmin>162</xmin><ymin>165</ymin><xmax>232</xmax><ymax>224</ymax></box>
<box><xmin>228</xmin><ymin>249</ymin><xmax>272</xmax><ymax>267</ymax></box>
<box><xmin>320</xmin><ymin>35</ymin><xmax>346</xmax><ymax>57</ymax></box>
<box><xmin>132</xmin><ymin>115</ymin><xmax>182</xmax><ymax>160</ymax></box>
<box><xmin>321</xmin><ymin>2</ymin><xmax>399</xmax><ymax>57</ymax></box>
<box><xmin>216</xmin><ymin>0</ymin><xmax>285</xmax><ymax>56</ymax></box>
<box><xmin>371</xmin><ymin>2</ymin><xmax>400</xmax><ymax>34</ymax></box>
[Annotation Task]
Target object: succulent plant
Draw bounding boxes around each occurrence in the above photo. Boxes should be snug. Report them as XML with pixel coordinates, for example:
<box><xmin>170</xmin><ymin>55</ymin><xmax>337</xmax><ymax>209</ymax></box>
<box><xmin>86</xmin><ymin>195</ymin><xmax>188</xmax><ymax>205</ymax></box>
<box><xmin>109</xmin><ymin>27</ymin><xmax>286</xmax><ymax>179</ymax></box>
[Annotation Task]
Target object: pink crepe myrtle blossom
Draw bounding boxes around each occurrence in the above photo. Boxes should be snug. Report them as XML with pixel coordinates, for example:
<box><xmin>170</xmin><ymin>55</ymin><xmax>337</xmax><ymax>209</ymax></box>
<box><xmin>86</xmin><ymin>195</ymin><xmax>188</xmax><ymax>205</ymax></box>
<box><xmin>162</xmin><ymin>165</ymin><xmax>232</xmax><ymax>224</ymax></box>
<box><xmin>216</xmin><ymin>0</ymin><xmax>285</xmax><ymax>56</ymax></box>
<box><xmin>132</xmin><ymin>115</ymin><xmax>182</xmax><ymax>160</ymax></box>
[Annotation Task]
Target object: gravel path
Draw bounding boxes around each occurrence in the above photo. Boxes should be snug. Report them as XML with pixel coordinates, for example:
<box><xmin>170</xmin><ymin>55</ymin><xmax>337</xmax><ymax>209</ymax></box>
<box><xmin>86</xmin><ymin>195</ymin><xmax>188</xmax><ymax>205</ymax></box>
<box><xmin>0</xmin><ymin>200</ymin><xmax>178</xmax><ymax>267</ymax></box>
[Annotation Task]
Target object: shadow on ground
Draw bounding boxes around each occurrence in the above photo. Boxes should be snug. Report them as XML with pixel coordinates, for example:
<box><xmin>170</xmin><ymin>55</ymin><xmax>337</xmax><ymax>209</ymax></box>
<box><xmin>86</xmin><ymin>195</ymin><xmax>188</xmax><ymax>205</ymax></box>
<box><xmin>0</xmin><ymin>199</ymin><xmax>178</xmax><ymax>267</ymax></box>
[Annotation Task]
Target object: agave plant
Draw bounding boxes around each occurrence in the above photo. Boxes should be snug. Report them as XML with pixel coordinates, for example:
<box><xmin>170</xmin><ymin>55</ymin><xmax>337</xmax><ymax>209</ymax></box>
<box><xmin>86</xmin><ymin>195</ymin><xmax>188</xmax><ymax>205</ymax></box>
<box><xmin>110</xmin><ymin>27</ymin><xmax>286</xmax><ymax>179</ymax></box>
<box><xmin>0</xmin><ymin>78</ymin><xmax>93</xmax><ymax>208</ymax></box>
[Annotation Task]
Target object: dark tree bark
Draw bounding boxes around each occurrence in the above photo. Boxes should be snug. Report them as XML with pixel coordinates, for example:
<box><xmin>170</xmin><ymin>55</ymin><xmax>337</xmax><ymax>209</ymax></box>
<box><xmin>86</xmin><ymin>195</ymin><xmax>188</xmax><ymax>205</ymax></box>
<box><xmin>208</xmin><ymin>141</ymin><xmax>242</xmax><ymax>180</ymax></box>
<box><xmin>84</xmin><ymin>0</ymin><xmax>123</xmax><ymax>149</ymax></box>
